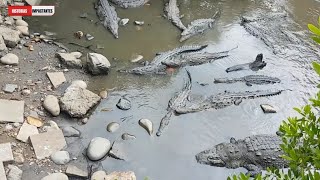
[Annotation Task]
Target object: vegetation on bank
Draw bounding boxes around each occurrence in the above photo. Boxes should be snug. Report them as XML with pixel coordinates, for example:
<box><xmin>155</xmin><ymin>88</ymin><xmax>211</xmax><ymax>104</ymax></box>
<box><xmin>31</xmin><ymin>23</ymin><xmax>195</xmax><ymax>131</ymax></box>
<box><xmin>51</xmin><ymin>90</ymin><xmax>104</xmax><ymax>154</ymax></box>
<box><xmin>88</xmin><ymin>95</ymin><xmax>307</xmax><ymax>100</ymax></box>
<box><xmin>227</xmin><ymin>18</ymin><xmax>320</xmax><ymax>180</ymax></box>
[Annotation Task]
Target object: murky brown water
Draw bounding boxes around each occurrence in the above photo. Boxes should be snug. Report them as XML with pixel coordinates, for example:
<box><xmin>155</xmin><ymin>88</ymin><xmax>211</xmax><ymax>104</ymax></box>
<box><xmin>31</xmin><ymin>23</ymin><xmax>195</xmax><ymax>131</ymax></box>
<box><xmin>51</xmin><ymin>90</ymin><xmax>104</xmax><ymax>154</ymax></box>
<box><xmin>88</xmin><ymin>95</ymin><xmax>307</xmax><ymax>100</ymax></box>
<box><xmin>28</xmin><ymin>0</ymin><xmax>320</xmax><ymax>179</ymax></box>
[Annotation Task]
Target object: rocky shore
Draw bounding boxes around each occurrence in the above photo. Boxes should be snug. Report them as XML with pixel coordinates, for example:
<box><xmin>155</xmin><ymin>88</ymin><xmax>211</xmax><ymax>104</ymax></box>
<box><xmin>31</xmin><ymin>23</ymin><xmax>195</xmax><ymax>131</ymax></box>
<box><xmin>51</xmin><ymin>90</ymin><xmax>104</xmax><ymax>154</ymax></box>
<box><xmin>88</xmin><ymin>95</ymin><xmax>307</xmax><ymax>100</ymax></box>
<box><xmin>0</xmin><ymin>9</ymin><xmax>135</xmax><ymax>180</ymax></box>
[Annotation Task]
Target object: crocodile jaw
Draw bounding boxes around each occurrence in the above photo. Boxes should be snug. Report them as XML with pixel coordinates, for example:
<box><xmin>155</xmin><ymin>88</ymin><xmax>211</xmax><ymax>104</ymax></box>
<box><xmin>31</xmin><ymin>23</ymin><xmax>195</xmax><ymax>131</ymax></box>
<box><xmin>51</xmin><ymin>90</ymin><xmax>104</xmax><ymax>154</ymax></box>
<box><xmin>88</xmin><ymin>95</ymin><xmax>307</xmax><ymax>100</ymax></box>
<box><xmin>195</xmin><ymin>148</ymin><xmax>226</xmax><ymax>167</ymax></box>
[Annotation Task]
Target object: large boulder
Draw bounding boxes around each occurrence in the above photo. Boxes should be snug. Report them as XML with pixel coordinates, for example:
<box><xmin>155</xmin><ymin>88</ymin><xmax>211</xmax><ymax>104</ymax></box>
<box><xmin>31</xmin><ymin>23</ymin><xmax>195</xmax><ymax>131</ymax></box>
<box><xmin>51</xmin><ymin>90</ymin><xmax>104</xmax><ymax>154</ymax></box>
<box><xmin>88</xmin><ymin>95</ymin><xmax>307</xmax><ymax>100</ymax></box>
<box><xmin>0</xmin><ymin>27</ymin><xmax>21</xmax><ymax>48</ymax></box>
<box><xmin>60</xmin><ymin>86</ymin><xmax>101</xmax><ymax>118</ymax></box>
<box><xmin>43</xmin><ymin>95</ymin><xmax>60</xmax><ymax>116</ymax></box>
<box><xmin>56</xmin><ymin>52</ymin><xmax>82</xmax><ymax>68</ymax></box>
<box><xmin>87</xmin><ymin>53</ymin><xmax>110</xmax><ymax>75</ymax></box>
<box><xmin>0</xmin><ymin>53</ymin><xmax>19</xmax><ymax>65</ymax></box>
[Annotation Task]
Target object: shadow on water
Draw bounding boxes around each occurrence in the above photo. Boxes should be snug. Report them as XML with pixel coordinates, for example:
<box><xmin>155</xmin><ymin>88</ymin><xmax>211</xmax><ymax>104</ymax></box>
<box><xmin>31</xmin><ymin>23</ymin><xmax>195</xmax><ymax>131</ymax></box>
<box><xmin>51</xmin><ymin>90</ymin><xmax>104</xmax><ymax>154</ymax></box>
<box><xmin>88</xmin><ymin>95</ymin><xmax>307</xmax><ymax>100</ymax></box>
<box><xmin>27</xmin><ymin>0</ymin><xmax>320</xmax><ymax>179</ymax></box>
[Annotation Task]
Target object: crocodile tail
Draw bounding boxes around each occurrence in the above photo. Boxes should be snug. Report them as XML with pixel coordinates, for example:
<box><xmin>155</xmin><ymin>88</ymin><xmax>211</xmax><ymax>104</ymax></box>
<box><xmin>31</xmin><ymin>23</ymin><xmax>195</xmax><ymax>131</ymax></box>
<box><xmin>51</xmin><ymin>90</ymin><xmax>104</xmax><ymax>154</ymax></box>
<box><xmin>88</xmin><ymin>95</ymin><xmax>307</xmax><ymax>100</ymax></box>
<box><xmin>213</xmin><ymin>9</ymin><xmax>222</xmax><ymax>19</ymax></box>
<box><xmin>185</xmin><ymin>69</ymin><xmax>192</xmax><ymax>87</ymax></box>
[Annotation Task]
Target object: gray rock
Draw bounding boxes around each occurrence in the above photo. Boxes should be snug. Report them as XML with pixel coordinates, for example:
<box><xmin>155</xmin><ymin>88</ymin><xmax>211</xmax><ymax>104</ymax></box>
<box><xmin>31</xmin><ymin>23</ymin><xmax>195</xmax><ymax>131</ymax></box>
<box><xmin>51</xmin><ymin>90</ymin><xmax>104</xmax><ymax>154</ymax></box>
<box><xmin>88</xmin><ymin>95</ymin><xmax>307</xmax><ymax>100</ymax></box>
<box><xmin>1</xmin><ymin>53</ymin><xmax>19</xmax><ymax>65</ymax></box>
<box><xmin>50</xmin><ymin>151</ymin><xmax>70</xmax><ymax>165</ymax></box>
<box><xmin>116</xmin><ymin>96</ymin><xmax>131</xmax><ymax>110</ymax></box>
<box><xmin>104</xmin><ymin>171</ymin><xmax>136</xmax><ymax>180</ymax></box>
<box><xmin>0</xmin><ymin>143</ymin><xmax>14</xmax><ymax>162</ymax></box>
<box><xmin>41</xmin><ymin>173</ymin><xmax>69</xmax><ymax>180</ymax></box>
<box><xmin>16</xmin><ymin>123</ymin><xmax>39</xmax><ymax>143</ymax></box>
<box><xmin>60</xmin><ymin>86</ymin><xmax>101</xmax><ymax>118</ymax></box>
<box><xmin>86</xmin><ymin>34</ymin><xmax>94</xmax><ymax>41</ymax></box>
<box><xmin>47</xmin><ymin>72</ymin><xmax>66</xmax><ymax>88</ymax></box>
<box><xmin>0</xmin><ymin>162</ymin><xmax>6</xmax><ymax>180</ymax></box>
<box><xmin>7</xmin><ymin>165</ymin><xmax>22</xmax><ymax>180</ymax></box>
<box><xmin>3</xmin><ymin>84</ymin><xmax>18</xmax><ymax>93</ymax></box>
<box><xmin>0</xmin><ymin>99</ymin><xmax>24</xmax><ymax>123</ymax></box>
<box><xmin>66</xmin><ymin>165</ymin><xmax>88</xmax><ymax>178</ymax></box>
<box><xmin>91</xmin><ymin>171</ymin><xmax>106</xmax><ymax>180</ymax></box>
<box><xmin>86</xmin><ymin>137</ymin><xmax>111</xmax><ymax>161</ymax></box>
<box><xmin>106</xmin><ymin>122</ymin><xmax>120</xmax><ymax>133</ymax></box>
<box><xmin>0</xmin><ymin>27</ymin><xmax>20</xmax><ymax>47</ymax></box>
<box><xmin>15</xmin><ymin>20</ymin><xmax>28</xmax><ymax>26</ymax></box>
<box><xmin>260</xmin><ymin>104</ymin><xmax>277</xmax><ymax>113</ymax></box>
<box><xmin>0</xmin><ymin>36</ymin><xmax>7</xmax><ymax>52</ymax></box>
<box><xmin>81</xmin><ymin>118</ymin><xmax>88</xmax><ymax>124</ymax></box>
<box><xmin>121</xmin><ymin>133</ymin><xmax>136</xmax><ymax>140</ymax></box>
<box><xmin>119</xmin><ymin>18</ymin><xmax>129</xmax><ymax>26</ymax></box>
<box><xmin>56</xmin><ymin>52</ymin><xmax>82</xmax><ymax>68</ymax></box>
<box><xmin>62</xmin><ymin>126</ymin><xmax>80</xmax><ymax>137</ymax></box>
<box><xmin>16</xmin><ymin>26</ymin><xmax>29</xmax><ymax>36</ymax></box>
<box><xmin>69</xmin><ymin>80</ymin><xmax>87</xmax><ymax>89</ymax></box>
<box><xmin>87</xmin><ymin>53</ymin><xmax>111</xmax><ymax>75</ymax></box>
<box><xmin>134</xmin><ymin>21</ymin><xmax>144</xmax><ymax>25</ymax></box>
<box><xmin>43</xmin><ymin>95</ymin><xmax>60</xmax><ymax>116</ymax></box>
<box><xmin>139</xmin><ymin>119</ymin><xmax>153</xmax><ymax>135</ymax></box>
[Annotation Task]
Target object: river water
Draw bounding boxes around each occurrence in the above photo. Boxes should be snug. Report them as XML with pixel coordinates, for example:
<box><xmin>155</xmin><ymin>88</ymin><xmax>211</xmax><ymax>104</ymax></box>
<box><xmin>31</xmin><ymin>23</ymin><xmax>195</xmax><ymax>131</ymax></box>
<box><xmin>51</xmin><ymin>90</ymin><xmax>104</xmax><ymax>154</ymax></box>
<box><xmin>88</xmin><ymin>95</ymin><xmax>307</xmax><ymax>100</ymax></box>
<box><xmin>27</xmin><ymin>0</ymin><xmax>320</xmax><ymax>179</ymax></box>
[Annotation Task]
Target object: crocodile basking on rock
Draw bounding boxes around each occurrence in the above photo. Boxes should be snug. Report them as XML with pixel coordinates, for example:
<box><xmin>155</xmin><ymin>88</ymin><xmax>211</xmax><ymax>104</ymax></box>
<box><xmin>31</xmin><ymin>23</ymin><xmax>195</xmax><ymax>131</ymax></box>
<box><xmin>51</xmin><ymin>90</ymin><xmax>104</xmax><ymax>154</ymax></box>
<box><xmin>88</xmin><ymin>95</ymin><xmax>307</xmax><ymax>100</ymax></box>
<box><xmin>156</xmin><ymin>70</ymin><xmax>192</xmax><ymax>136</ymax></box>
<box><xmin>109</xmin><ymin>0</ymin><xmax>149</xmax><ymax>8</ymax></box>
<box><xmin>175</xmin><ymin>89</ymin><xmax>284</xmax><ymax>114</ymax></box>
<box><xmin>226</xmin><ymin>54</ymin><xmax>266</xmax><ymax>73</ymax></box>
<box><xmin>196</xmin><ymin>135</ymin><xmax>288</xmax><ymax>177</ymax></box>
<box><xmin>214</xmin><ymin>75</ymin><xmax>281</xmax><ymax>86</ymax></box>
<box><xmin>164</xmin><ymin>0</ymin><xmax>186</xmax><ymax>31</ymax></box>
<box><xmin>97</xmin><ymin>0</ymin><xmax>119</xmax><ymax>38</ymax></box>
<box><xmin>180</xmin><ymin>10</ymin><xmax>221</xmax><ymax>42</ymax></box>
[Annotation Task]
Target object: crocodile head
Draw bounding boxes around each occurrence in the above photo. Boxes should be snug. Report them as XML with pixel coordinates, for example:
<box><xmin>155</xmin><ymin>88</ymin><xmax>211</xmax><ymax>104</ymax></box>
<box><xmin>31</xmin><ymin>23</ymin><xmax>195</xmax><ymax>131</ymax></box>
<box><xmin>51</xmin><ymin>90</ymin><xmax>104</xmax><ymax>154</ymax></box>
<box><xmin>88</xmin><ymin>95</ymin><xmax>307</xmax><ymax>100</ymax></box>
<box><xmin>249</xmin><ymin>53</ymin><xmax>266</xmax><ymax>71</ymax></box>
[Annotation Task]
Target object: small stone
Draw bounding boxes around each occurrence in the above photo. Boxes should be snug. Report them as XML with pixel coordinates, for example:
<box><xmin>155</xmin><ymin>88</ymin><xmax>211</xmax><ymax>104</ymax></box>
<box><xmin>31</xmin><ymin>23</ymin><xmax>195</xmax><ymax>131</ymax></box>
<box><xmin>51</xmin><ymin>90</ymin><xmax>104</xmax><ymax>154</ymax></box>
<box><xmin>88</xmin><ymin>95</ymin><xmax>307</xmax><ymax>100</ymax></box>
<box><xmin>43</xmin><ymin>95</ymin><xmax>60</xmax><ymax>116</ymax></box>
<box><xmin>119</xmin><ymin>18</ymin><xmax>129</xmax><ymax>26</ymax></box>
<box><xmin>66</xmin><ymin>165</ymin><xmax>88</xmax><ymax>178</ymax></box>
<box><xmin>130</xmin><ymin>55</ymin><xmax>143</xmax><ymax>63</ymax></box>
<box><xmin>15</xmin><ymin>20</ymin><xmax>28</xmax><ymax>26</ymax></box>
<box><xmin>99</xmin><ymin>90</ymin><xmax>108</xmax><ymax>99</ymax></box>
<box><xmin>260</xmin><ymin>104</ymin><xmax>277</xmax><ymax>113</ymax></box>
<box><xmin>7</xmin><ymin>165</ymin><xmax>22</xmax><ymax>180</ymax></box>
<box><xmin>86</xmin><ymin>34</ymin><xmax>94</xmax><ymax>41</ymax></box>
<box><xmin>16</xmin><ymin>26</ymin><xmax>29</xmax><ymax>35</ymax></box>
<box><xmin>121</xmin><ymin>133</ymin><xmax>136</xmax><ymax>140</ymax></box>
<box><xmin>3</xmin><ymin>84</ymin><xmax>18</xmax><ymax>93</ymax></box>
<box><xmin>116</xmin><ymin>96</ymin><xmax>131</xmax><ymax>110</ymax></box>
<box><xmin>62</xmin><ymin>126</ymin><xmax>80</xmax><ymax>137</ymax></box>
<box><xmin>81</xmin><ymin>118</ymin><xmax>88</xmax><ymax>124</ymax></box>
<box><xmin>47</xmin><ymin>72</ymin><xmax>66</xmax><ymax>88</ymax></box>
<box><xmin>16</xmin><ymin>123</ymin><xmax>39</xmax><ymax>143</ymax></box>
<box><xmin>14</xmin><ymin>153</ymin><xmax>24</xmax><ymax>164</ymax></box>
<box><xmin>134</xmin><ymin>21</ymin><xmax>144</xmax><ymax>25</ymax></box>
<box><xmin>139</xmin><ymin>119</ymin><xmax>153</xmax><ymax>135</ymax></box>
<box><xmin>105</xmin><ymin>171</ymin><xmax>136</xmax><ymax>180</ymax></box>
<box><xmin>91</xmin><ymin>171</ymin><xmax>106</xmax><ymax>180</ymax></box>
<box><xmin>86</xmin><ymin>137</ymin><xmax>111</xmax><ymax>161</ymax></box>
<box><xmin>41</xmin><ymin>173</ymin><xmax>68</xmax><ymax>180</ymax></box>
<box><xmin>79</xmin><ymin>13</ymin><xmax>88</xmax><ymax>18</ymax></box>
<box><xmin>28</xmin><ymin>45</ymin><xmax>34</xmax><ymax>51</ymax></box>
<box><xmin>21</xmin><ymin>89</ymin><xmax>31</xmax><ymax>95</ymax></box>
<box><xmin>50</xmin><ymin>151</ymin><xmax>70</xmax><ymax>165</ymax></box>
<box><xmin>106</xmin><ymin>122</ymin><xmax>120</xmax><ymax>133</ymax></box>
<box><xmin>0</xmin><ymin>143</ymin><xmax>14</xmax><ymax>162</ymax></box>
<box><xmin>74</xmin><ymin>31</ymin><xmax>83</xmax><ymax>39</ymax></box>
<box><xmin>13</xmin><ymin>123</ymin><xmax>20</xmax><ymax>128</ymax></box>
<box><xmin>1</xmin><ymin>53</ymin><xmax>19</xmax><ymax>65</ymax></box>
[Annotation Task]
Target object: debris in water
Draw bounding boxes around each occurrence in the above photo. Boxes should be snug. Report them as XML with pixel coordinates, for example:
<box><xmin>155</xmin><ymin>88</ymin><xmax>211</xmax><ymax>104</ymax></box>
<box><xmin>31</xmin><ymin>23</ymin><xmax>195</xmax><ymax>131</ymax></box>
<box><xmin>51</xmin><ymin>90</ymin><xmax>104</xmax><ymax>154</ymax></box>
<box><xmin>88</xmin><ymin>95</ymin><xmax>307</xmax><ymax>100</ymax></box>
<box><xmin>139</xmin><ymin>119</ymin><xmax>153</xmax><ymax>136</ymax></box>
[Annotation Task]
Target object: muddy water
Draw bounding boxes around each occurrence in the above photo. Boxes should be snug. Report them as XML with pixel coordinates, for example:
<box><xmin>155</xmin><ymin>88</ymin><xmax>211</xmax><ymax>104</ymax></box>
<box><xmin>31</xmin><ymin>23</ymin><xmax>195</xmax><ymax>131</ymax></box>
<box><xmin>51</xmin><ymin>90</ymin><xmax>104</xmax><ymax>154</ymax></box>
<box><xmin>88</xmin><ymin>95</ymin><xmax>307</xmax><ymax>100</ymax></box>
<box><xmin>28</xmin><ymin>0</ymin><xmax>320</xmax><ymax>179</ymax></box>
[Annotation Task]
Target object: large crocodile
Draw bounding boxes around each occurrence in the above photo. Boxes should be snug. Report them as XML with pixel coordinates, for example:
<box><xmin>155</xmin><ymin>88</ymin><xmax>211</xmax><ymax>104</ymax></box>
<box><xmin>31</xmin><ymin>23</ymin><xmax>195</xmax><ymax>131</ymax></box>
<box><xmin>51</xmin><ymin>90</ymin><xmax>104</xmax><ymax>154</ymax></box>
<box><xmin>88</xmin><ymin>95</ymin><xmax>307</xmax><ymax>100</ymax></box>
<box><xmin>214</xmin><ymin>75</ymin><xmax>281</xmax><ymax>86</ymax></box>
<box><xmin>195</xmin><ymin>135</ymin><xmax>288</xmax><ymax>177</ymax></box>
<box><xmin>156</xmin><ymin>70</ymin><xmax>192</xmax><ymax>136</ymax></box>
<box><xmin>110</xmin><ymin>0</ymin><xmax>149</xmax><ymax>8</ymax></box>
<box><xmin>164</xmin><ymin>0</ymin><xmax>186</xmax><ymax>31</ymax></box>
<box><xmin>180</xmin><ymin>10</ymin><xmax>221</xmax><ymax>42</ymax></box>
<box><xmin>175</xmin><ymin>89</ymin><xmax>284</xmax><ymax>114</ymax></box>
<box><xmin>226</xmin><ymin>54</ymin><xmax>266</xmax><ymax>73</ymax></box>
<box><xmin>97</xmin><ymin>0</ymin><xmax>119</xmax><ymax>38</ymax></box>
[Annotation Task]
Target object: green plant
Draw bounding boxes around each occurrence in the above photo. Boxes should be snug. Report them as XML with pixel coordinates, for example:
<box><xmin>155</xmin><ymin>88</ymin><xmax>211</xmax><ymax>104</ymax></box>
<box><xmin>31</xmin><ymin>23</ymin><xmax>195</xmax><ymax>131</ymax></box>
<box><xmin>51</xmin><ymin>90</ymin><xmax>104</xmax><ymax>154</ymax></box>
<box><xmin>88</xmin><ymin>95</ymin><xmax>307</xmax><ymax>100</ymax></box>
<box><xmin>308</xmin><ymin>17</ymin><xmax>320</xmax><ymax>44</ymax></box>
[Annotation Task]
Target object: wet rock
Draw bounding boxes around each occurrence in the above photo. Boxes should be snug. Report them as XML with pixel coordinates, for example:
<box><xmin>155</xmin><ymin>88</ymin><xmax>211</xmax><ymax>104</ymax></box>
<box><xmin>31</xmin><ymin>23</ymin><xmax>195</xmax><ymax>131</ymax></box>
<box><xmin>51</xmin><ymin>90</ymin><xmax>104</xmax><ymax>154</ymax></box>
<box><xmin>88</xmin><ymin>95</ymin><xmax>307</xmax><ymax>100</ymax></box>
<box><xmin>0</xmin><ymin>27</ymin><xmax>20</xmax><ymax>48</ymax></box>
<box><xmin>7</xmin><ymin>165</ymin><xmax>22</xmax><ymax>180</ymax></box>
<box><xmin>50</xmin><ymin>151</ymin><xmax>70</xmax><ymax>165</ymax></box>
<box><xmin>260</xmin><ymin>104</ymin><xmax>277</xmax><ymax>113</ymax></box>
<box><xmin>16</xmin><ymin>123</ymin><xmax>39</xmax><ymax>143</ymax></box>
<box><xmin>79</xmin><ymin>13</ymin><xmax>88</xmax><ymax>18</ymax></box>
<box><xmin>60</xmin><ymin>86</ymin><xmax>101</xmax><ymax>118</ymax></box>
<box><xmin>74</xmin><ymin>31</ymin><xmax>84</xmax><ymax>39</ymax></box>
<box><xmin>62</xmin><ymin>126</ymin><xmax>80</xmax><ymax>137</ymax></box>
<box><xmin>130</xmin><ymin>55</ymin><xmax>143</xmax><ymax>63</ymax></box>
<box><xmin>87</xmin><ymin>53</ymin><xmax>111</xmax><ymax>75</ymax></box>
<box><xmin>56</xmin><ymin>52</ymin><xmax>82</xmax><ymax>68</ymax></box>
<box><xmin>43</xmin><ymin>95</ymin><xmax>60</xmax><ymax>116</ymax></box>
<box><xmin>15</xmin><ymin>20</ymin><xmax>28</xmax><ymax>26</ymax></box>
<box><xmin>1</xmin><ymin>53</ymin><xmax>19</xmax><ymax>65</ymax></box>
<box><xmin>30</xmin><ymin>130</ymin><xmax>66</xmax><ymax>159</ymax></box>
<box><xmin>0</xmin><ymin>143</ymin><xmax>14</xmax><ymax>162</ymax></box>
<box><xmin>119</xmin><ymin>18</ymin><xmax>129</xmax><ymax>26</ymax></box>
<box><xmin>91</xmin><ymin>170</ymin><xmax>106</xmax><ymax>180</ymax></box>
<box><xmin>121</xmin><ymin>133</ymin><xmax>136</xmax><ymax>140</ymax></box>
<box><xmin>47</xmin><ymin>72</ymin><xmax>66</xmax><ymax>88</ymax></box>
<box><xmin>139</xmin><ymin>119</ymin><xmax>153</xmax><ymax>135</ymax></box>
<box><xmin>28</xmin><ymin>44</ymin><xmax>34</xmax><ymax>51</ymax></box>
<box><xmin>134</xmin><ymin>21</ymin><xmax>144</xmax><ymax>25</ymax></box>
<box><xmin>3</xmin><ymin>84</ymin><xmax>18</xmax><ymax>93</ymax></box>
<box><xmin>0</xmin><ymin>99</ymin><xmax>24</xmax><ymax>123</ymax></box>
<box><xmin>41</xmin><ymin>173</ymin><xmax>69</xmax><ymax>180</ymax></box>
<box><xmin>70</xmin><ymin>80</ymin><xmax>87</xmax><ymax>89</ymax></box>
<box><xmin>106</xmin><ymin>122</ymin><xmax>120</xmax><ymax>133</ymax></box>
<box><xmin>105</xmin><ymin>171</ymin><xmax>136</xmax><ymax>180</ymax></box>
<box><xmin>16</xmin><ymin>26</ymin><xmax>29</xmax><ymax>36</ymax></box>
<box><xmin>86</xmin><ymin>34</ymin><xmax>94</xmax><ymax>41</ymax></box>
<box><xmin>99</xmin><ymin>90</ymin><xmax>108</xmax><ymax>99</ymax></box>
<box><xmin>116</xmin><ymin>96</ymin><xmax>131</xmax><ymax>110</ymax></box>
<box><xmin>66</xmin><ymin>164</ymin><xmax>88</xmax><ymax>178</ymax></box>
<box><xmin>86</xmin><ymin>137</ymin><xmax>111</xmax><ymax>161</ymax></box>
<box><xmin>0</xmin><ymin>36</ymin><xmax>7</xmax><ymax>52</ymax></box>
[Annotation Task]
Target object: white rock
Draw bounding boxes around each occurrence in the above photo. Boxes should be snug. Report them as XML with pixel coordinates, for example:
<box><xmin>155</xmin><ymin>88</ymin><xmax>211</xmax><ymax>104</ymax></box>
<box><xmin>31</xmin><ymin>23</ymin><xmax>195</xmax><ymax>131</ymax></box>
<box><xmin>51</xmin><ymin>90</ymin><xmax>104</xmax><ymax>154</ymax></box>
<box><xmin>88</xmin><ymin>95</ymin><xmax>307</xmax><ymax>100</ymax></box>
<box><xmin>47</xmin><ymin>72</ymin><xmax>66</xmax><ymax>88</ymax></box>
<box><xmin>139</xmin><ymin>119</ymin><xmax>153</xmax><ymax>135</ymax></box>
<box><xmin>105</xmin><ymin>171</ymin><xmax>136</xmax><ymax>180</ymax></box>
<box><xmin>91</xmin><ymin>171</ymin><xmax>106</xmax><ymax>180</ymax></box>
<box><xmin>15</xmin><ymin>20</ymin><xmax>28</xmax><ymax>26</ymax></box>
<box><xmin>134</xmin><ymin>21</ymin><xmax>144</xmax><ymax>25</ymax></box>
<box><xmin>7</xmin><ymin>165</ymin><xmax>22</xmax><ymax>180</ymax></box>
<box><xmin>260</xmin><ymin>104</ymin><xmax>277</xmax><ymax>113</ymax></box>
<box><xmin>0</xmin><ymin>53</ymin><xmax>19</xmax><ymax>65</ymax></box>
<box><xmin>16</xmin><ymin>123</ymin><xmax>39</xmax><ymax>143</ymax></box>
<box><xmin>130</xmin><ymin>55</ymin><xmax>143</xmax><ymax>63</ymax></box>
<box><xmin>86</xmin><ymin>137</ymin><xmax>111</xmax><ymax>161</ymax></box>
<box><xmin>119</xmin><ymin>18</ymin><xmax>129</xmax><ymax>26</ymax></box>
<box><xmin>41</xmin><ymin>173</ymin><xmax>69</xmax><ymax>180</ymax></box>
<box><xmin>50</xmin><ymin>151</ymin><xmax>70</xmax><ymax>165</ymax></box>
<box><xmin>43</xmin><ymin>95</ymin><xmax>60</xmax><ymax>116</ymax></box>
<box><xmin>16</xmin><ymin>26</ymin><xmax>29</xmax><ymax>36</ymax></box>
<box><xmin>87</xmin><ymin>53</ymin><xmax>111</xmax><ymax>75</ymax></box>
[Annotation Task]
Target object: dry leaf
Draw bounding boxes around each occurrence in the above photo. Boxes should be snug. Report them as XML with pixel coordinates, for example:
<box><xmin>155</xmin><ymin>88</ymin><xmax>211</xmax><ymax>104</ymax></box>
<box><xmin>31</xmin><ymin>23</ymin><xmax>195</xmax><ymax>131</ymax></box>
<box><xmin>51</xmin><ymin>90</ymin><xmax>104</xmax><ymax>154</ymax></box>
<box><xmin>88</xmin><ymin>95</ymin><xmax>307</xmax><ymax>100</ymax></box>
<box><xmin>27</xmin><ymin>116</ymin><xmax>44</xmax><ymax>127</ymax></box>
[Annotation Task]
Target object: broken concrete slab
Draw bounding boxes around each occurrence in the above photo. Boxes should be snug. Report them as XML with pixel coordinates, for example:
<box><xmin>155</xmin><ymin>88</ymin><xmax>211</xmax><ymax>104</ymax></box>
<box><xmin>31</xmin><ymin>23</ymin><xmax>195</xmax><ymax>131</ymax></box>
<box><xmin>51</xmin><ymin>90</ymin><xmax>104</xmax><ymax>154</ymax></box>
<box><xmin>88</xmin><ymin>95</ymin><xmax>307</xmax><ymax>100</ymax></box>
<box><xmin>0</xmin><ymin>162</ymin><xmax>7</xmax><ymax>180</ymax></box>
<box><xmin>47</xmin><ymin>72</ymin><xmax>66</xmax><ymax>88</ymax></box>
<box><xmin>16</xmin><ymin>123</ymin><xmax>39</xmax><ymax>143</ymax></box>
<box><xmin>56</xmin><ymin>52</ymin><xmax>82</xmax><ymax>68</ymax></box>
<box><xmin>2</xmin><ymin>84</ymin><xmax>18</xmax><ymax>93</ymax></box>
<box><xmin>30</xmin><ymin>130</ymin><xmax>66</xmax><ymax>159</ymax></box>
<box><xmin>66</xmin><ymin>164</ymin><xmax>88</xmax><ymax>178</ymax></box>
<box><xmin>0</xmin><ymin>143</ymin><xmax>14</xmax><ymax>162</ymax></box>
<box><xmin>0</xmin><ymin>99</ymin><xmax>24</xmax><ymax>123</ymax></box>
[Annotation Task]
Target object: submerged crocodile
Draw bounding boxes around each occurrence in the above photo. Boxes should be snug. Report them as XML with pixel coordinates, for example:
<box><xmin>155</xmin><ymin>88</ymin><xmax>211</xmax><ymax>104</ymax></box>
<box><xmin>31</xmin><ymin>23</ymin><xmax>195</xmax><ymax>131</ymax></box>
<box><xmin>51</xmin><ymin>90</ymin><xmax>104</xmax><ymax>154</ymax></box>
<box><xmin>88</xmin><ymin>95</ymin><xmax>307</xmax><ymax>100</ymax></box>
<box><xmin>180</xmin><ymin>10</ymin><xmax>221</xmax><ymax>42</ymax></box>
<box><xmin>156</xmin><ymin>70</ymin><xmax>192</xmax><ymax>136</ymax></box>
<box><xmin>119</xmin><ymin>45</ymin><xmax>208</xmax><ymax>75</ymax></box>
<box><xmin>110</xmin><ymin>0</ymin><xmax>149</xmax><ymax>8</ymax></box>
<box><xmin>175</xmin><ymin>89</ymin><xmax>284</xmax><ymax>114</ymax></box>
<box><xmin>214</xmin><ymin>75</ymin><xmax>281</xmax><ymax>86</ymax></box>
<box><xmin>164</xmin><ymin>0</ymin><xmax>186</xmax><ymax>31</ymax></box>
<box><xmin>196</xmin><ymin>135</ymin><xmax>288</xmax><ymax>177</ymax></box>
<box><xmin>226</xmin><ymin>54</ymin><xmax>267</xmax><ymax>73</ymax></box>
<box><xmin>97</xmin><ymin>0</ymin><xmax>119</xmax><ymax>38</ymax></box>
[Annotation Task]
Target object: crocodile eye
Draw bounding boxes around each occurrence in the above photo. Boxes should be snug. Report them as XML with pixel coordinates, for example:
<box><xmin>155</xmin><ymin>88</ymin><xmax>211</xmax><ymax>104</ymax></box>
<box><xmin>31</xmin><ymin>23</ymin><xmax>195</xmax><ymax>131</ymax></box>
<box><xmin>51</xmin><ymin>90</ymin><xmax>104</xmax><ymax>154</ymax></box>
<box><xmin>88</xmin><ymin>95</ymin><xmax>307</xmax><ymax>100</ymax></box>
<box><xmin>207</xmin><ymin>156</ymin><xmax>214</xmax><ymax>161</ymax></box>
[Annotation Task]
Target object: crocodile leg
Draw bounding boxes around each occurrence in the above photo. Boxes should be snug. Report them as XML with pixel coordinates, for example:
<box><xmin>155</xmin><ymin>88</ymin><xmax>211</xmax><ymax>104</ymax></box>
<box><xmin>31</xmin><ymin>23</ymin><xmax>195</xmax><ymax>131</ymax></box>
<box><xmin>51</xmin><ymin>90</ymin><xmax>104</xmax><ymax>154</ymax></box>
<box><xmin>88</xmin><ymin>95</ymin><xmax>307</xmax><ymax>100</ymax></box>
<box><xmin>243</xmin><ymin>164</ymin><xmax>262</xmax><ymax>177</ymax></box>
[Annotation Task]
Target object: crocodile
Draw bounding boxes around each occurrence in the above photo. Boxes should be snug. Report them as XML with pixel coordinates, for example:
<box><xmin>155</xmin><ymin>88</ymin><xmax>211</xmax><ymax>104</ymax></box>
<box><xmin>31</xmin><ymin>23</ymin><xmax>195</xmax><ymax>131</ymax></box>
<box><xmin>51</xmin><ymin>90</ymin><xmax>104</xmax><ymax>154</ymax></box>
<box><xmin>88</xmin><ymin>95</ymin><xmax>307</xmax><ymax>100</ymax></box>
<box><xmin>97</xmin><ymin>0</ymin><xmax>119</xmax><ymax>38</ymax></box>
<box><xmin>180</xmin><ymin>10</ymin><xmax>221</xmax><ymax>42</ymax></box>
<box><xmin>226</xmin><ymin>54</ymin><xmax>266</xmax><ymax>73</ymax></box>
<box><xmin>214</xmin><ymin>75</ymin><xmax>281</xmax><ymax>86</ymax></box>
<box><xmin>119</xmin><ymin>44</ymin><xmax>208</xmax><ymax>75</ymax></box>
<box><xmin>109</xmin><ymin>0</ymin><xmax>149</xmax><ymax>8</ymax></box>
<box><xmin>195</xmin><ymin>135</ymin><xmax>288</xmax><ymax>177</ymax></box>
<box><xmin>156</xmin><ymin>70</ymin><xmax>192</xmax><ymax>136</ymax></box>
<box><xmin>164</xmin><ymin>0</ymin><xmax>186</xmax><ymax>31</ymax></box>
<box><xmin>175</xmin><ymin>89</ymin><xmax>284</xmax><ymax>114</ymax></box>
